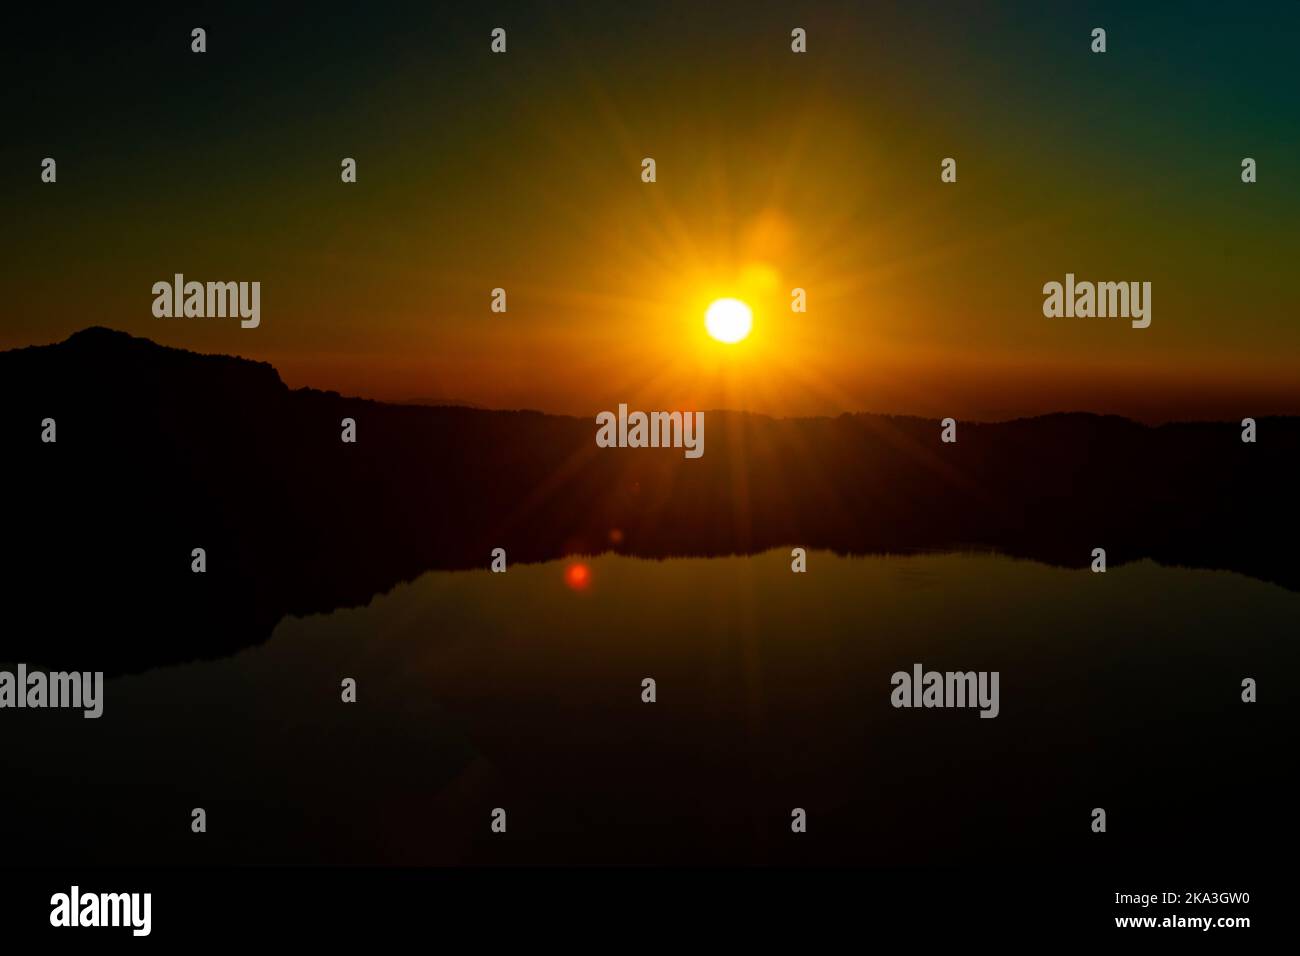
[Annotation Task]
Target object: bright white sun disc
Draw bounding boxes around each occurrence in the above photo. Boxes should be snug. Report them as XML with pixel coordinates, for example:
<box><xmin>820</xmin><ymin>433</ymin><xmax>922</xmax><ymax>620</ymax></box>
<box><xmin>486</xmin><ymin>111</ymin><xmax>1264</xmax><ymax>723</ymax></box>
<box><xmin>705</xmin><ymin>298</ymin><xmax>753</xmax><ymax>343</ymax></box>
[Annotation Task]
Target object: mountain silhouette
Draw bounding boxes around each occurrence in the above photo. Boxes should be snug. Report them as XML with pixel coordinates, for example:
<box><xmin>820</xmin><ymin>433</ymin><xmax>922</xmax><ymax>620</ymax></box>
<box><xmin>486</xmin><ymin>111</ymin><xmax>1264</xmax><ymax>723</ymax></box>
<box><xmin>2</xmin><ymin>327</ymin><xmax>1295</xmax><ymax>673</ymax></box>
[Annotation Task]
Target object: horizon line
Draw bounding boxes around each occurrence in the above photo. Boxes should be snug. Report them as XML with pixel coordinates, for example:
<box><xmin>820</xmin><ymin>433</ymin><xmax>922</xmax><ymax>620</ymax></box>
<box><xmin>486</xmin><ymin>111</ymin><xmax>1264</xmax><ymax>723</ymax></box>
<box><xmin>7</xmin><ymin>325</ymin><xmax>1297</xmax><ymax>428</ymax></box>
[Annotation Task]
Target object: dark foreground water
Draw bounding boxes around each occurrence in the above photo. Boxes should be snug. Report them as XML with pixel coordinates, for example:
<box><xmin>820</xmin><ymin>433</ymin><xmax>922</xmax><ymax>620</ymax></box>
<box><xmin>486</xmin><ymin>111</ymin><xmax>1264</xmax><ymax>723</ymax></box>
<box><xmin>2</xmin><ymin>551</ymin><xmax>1293</xmax><ymax>865</ymax></box>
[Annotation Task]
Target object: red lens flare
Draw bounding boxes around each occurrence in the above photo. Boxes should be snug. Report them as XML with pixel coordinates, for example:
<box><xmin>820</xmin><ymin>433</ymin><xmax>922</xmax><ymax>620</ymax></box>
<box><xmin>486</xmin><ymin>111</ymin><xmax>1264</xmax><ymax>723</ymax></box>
<box><xmin>564</xmin><ymin>562</ymin><xmax>591</xmax><ymax>590</ymax></box>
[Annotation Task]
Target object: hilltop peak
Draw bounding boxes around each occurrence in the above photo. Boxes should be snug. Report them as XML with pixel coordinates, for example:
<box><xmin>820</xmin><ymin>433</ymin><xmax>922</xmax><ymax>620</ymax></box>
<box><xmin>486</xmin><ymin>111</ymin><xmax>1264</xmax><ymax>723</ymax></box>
<box><xmin>63</xmin><ymin>325</ymin><xmax>140</xmax><ymax>345</ymax></box>
<box><xmin>1</xmin><ymin>327</ymin><xmax>288</xmax><ymax>396</ymax></box>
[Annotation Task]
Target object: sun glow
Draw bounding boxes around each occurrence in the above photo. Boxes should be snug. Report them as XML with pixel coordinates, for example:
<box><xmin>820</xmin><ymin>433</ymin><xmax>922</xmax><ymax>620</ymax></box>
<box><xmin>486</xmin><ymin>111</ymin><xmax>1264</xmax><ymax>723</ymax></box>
<box><xmin>704</xmin><ymin>298</ymin><xmax>753</xmax><ymax>344</ymax></box>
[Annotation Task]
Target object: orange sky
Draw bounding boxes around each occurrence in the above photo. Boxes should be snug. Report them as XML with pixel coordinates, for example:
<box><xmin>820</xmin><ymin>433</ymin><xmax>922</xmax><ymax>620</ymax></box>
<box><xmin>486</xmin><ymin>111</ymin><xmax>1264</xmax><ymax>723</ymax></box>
<box><xmin>5</xmin><ymin>3</ymin><xmax>1297</xmax><ymax>422</ymax></box>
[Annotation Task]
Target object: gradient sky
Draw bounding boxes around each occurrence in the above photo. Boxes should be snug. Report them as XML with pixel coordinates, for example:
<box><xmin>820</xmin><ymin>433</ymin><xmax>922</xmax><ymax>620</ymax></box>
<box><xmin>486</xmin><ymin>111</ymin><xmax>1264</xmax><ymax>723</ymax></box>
<box><xmin>3</xmin><ymin>1</ymin><xmax>1298</xmax><ymax>421</ymax></box>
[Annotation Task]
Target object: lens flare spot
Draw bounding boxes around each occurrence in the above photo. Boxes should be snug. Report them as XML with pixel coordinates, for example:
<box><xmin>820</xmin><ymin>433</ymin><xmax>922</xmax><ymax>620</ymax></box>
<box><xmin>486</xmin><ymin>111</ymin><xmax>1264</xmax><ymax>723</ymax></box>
<box><xmin>564</xmin><ymin>562</ymin><xmax>591</xmax><ymax>590</ymax></box>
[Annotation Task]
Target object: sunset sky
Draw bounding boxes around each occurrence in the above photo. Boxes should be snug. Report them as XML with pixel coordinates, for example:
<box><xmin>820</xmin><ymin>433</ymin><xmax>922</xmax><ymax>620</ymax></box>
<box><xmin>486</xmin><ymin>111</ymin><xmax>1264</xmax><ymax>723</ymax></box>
<box><xmin>4</xmin><ymin>1</ymin><xmax>1297</xmax><ymax>421</ymax></box>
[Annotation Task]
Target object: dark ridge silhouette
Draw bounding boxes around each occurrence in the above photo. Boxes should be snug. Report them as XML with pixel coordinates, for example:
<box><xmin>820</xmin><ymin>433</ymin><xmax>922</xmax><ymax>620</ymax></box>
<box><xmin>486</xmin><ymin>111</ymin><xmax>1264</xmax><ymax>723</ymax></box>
<box><xmin>401</xmin><ymin>396</ymin><xmax>487</xmax><ymax>409</ymax></box>
<box><xmin>1</xmin><ymin>327</ymin><xmax>1295</xmax><ymax>673</ymax></box>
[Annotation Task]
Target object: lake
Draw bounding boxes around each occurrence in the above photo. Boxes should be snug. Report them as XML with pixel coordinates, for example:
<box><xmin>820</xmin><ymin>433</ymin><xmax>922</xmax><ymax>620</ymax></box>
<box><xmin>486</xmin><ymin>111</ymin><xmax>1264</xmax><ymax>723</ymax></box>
<box><xmin>2</xmin><ymin>550</ymin><xmax>1292</xmax><ymax>865</ymax></box>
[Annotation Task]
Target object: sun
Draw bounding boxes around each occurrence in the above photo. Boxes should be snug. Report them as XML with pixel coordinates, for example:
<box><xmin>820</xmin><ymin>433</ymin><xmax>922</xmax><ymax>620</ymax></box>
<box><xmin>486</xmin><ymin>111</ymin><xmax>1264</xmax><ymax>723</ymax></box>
<box><xmin>705</xmin><ymin>298</ymin><xmax>753</xmax><ymax>344</ymax></box>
